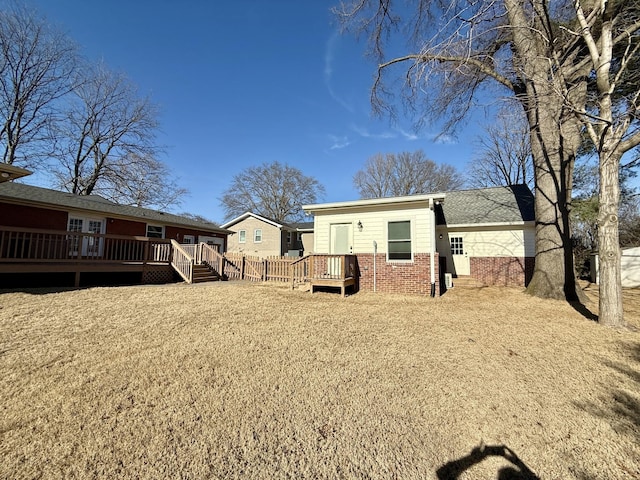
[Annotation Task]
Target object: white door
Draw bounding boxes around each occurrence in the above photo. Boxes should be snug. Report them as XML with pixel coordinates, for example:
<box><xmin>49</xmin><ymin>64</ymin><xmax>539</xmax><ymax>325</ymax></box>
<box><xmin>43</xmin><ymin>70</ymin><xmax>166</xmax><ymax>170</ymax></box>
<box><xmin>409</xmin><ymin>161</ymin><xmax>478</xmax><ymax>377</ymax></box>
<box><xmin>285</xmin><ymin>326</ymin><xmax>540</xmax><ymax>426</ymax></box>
<box><xmin>450</xmin><ymin>235</ymin><xmax>470</xmax><ymax>276</ymax></box>
<box><xmin>68</xmin><ymin>216</ymin><xmax>105</xmax><ymax>257</ymax></box>
<box><xmin>328</xmin><ymin>223</ymin><xmax>352</xmax><ymax>277</ymax></box>
<box><xmin>330</xmin><ymin>223</ymin><xmax>352</xmax><ymax>254</ymax></box>
<box><xmin>199</xmin><ymin>235</ymin><xmax>224</xmax><ymax>252</ymax></box>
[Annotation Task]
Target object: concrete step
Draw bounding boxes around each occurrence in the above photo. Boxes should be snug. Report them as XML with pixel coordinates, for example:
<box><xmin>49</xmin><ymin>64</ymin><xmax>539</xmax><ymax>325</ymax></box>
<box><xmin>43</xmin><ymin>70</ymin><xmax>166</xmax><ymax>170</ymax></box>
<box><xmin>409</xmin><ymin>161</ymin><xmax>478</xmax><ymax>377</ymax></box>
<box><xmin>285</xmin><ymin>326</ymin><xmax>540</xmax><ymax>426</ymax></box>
<box><xmin>450</xmin><ymin>276</ymin><xmax>485</xmax><ymax>288</ymax></box>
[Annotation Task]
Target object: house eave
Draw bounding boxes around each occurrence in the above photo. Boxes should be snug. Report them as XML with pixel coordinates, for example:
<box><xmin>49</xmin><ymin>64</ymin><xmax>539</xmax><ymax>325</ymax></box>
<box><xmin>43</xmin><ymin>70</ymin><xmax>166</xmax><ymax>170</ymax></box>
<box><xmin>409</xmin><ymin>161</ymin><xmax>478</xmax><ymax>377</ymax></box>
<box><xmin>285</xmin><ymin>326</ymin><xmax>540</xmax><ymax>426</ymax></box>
<box><xmin>0</xmin><ymin>191</ymin><xmax>231</xmax><ymax>235</ymax></box>
<box><xmin>303</xmin><ymin>193</ymin><xmax>447</xmax><ymax>213</ymax></box>
<box><xmin>0</xmin><ymin>164</ymin><xmax>32</xmax><ymax>183</ymax></box>
<box><xmin>221</xmin><ymin>211</ymin><xmax>285</xmax><ymax>230</ymax></box>
<box><xmin>437</xmin><ymin>220</ymin><xmax>535</xmax><ymax>229</ymax></box>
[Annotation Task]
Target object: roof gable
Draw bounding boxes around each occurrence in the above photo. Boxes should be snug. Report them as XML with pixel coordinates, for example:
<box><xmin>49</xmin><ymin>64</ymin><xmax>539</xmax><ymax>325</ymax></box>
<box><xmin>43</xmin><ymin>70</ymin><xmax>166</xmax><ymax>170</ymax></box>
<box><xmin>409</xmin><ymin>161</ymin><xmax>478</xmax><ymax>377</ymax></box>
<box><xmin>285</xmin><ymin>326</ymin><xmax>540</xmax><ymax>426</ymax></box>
<box><xmin>221</xmin><ymin>212</ymin><xmax>296</xmax><ymax>230</ymax></box>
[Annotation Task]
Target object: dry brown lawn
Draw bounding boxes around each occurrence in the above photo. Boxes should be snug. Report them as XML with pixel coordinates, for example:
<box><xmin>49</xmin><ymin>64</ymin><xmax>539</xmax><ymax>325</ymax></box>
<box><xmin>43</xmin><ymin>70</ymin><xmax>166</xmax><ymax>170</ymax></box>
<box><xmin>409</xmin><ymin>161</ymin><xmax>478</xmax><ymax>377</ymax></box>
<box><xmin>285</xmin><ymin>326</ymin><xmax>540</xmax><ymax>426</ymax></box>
<box><xmin>1</xmin><ymin>281</ymin><xmax>639</xmax><ymax>480</ymax></box>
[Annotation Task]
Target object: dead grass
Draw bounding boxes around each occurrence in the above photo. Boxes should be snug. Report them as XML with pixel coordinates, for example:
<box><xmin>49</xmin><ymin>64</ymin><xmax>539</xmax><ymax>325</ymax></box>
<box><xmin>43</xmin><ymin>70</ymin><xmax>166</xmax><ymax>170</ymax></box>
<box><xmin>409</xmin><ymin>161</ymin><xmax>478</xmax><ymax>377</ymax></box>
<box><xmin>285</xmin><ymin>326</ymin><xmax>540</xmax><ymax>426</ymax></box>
<box><xmin>0</xmin><ymin>281</ymin><xmax>639</xmax><ymax>479</ymax></box>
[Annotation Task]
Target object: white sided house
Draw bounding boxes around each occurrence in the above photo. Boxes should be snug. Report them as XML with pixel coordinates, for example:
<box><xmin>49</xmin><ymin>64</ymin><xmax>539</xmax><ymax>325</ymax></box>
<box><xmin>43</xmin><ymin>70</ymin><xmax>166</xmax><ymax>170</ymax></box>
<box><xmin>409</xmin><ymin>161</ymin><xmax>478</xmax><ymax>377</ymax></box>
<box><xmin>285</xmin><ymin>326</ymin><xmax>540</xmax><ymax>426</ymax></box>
<box><xmin>303</xmin><ymin>185</ymin><xmax>535</xmax><ymax>296</ymax></box>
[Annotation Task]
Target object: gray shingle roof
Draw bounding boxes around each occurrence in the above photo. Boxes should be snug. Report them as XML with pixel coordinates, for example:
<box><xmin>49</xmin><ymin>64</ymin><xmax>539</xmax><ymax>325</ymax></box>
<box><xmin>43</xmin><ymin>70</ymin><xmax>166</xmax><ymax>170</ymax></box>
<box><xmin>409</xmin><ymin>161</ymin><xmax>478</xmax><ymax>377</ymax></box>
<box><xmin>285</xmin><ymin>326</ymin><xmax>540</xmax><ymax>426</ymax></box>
<box><xmin>437</xmin><ymin>184</ymin><xmax>535</xmax><ymax>225</ymax></box>
<box><xmin>291</xmin><ymin>221</ymin><xmax>314</xmax><ymax>231</ymax></box>
<box><xmin>0</xmin><ymin>181</ymin><xmax>229</xmax><ymax>233</ymax></box>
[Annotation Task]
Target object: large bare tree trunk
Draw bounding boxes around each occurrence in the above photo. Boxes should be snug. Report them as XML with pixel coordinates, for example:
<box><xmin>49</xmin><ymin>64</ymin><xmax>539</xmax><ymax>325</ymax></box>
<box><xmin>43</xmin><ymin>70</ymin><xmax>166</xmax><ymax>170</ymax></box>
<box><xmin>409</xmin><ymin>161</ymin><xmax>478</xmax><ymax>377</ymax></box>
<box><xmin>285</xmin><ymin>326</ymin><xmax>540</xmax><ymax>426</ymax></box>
<box><xmin>505</xmin><ymin>0</ymin><xmax>586</xmax><ymax>301</ymax></box>
<box><xmin>598</xmin><ymin>150</ymin><xmax>624</xmax><ymax>326</ymax></box>
<box><xmin>524</xmin><ymin>98</ymin><xmax>583</xmax><ymax>301</ymax></box>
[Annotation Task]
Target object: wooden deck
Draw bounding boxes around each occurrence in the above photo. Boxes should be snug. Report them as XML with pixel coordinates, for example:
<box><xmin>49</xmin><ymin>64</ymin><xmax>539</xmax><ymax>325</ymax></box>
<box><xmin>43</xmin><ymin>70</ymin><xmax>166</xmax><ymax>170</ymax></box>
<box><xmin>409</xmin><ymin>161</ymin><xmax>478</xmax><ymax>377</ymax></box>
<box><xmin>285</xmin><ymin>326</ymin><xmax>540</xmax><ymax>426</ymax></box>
<box><xmin>0</xmin><ymin>226</ymin><xmax>358</xmax><ymax>295</ymax></box>
<box><xmin>0</xmin><ymin>227</ymin><xmax>223</xmax><ymax>287</ymax></box>
<box><xmin>308</xmin><ymin>254</ymin><xmax>358</xmax><ymax>297</ymax></box>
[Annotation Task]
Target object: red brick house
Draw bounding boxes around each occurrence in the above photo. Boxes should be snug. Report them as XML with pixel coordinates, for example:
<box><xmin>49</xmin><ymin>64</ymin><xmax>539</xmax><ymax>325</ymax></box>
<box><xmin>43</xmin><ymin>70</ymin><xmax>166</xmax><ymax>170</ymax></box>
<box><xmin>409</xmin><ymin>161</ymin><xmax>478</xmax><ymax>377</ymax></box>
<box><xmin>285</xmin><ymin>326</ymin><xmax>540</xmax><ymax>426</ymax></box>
<box><xmin>0</xmin><ymin>173</ymin><xmax>230</xmax><ymax>287</ymax></box>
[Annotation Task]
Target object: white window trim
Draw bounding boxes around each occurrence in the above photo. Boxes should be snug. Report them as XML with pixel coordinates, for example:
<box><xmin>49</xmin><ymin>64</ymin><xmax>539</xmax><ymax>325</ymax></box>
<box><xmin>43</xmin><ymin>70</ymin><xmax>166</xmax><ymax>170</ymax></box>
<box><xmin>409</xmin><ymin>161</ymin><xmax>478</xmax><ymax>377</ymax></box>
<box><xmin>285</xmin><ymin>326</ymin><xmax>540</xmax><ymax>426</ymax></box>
<box><xmin>386</xmin><ymin>219</ymin><xmax>413</xmax><ymax>262</ymax></box>
<box><xmin>238</xmin><ymin>230</ymin><xmax>246</xmax><ymax>243</ymax></box>
<box><xmin>254</xmin><ymin>229</ymin><xmax>262</xmax><ymax>243</ymax></box>
<box><xmin>450</xmin><ymin>236</ymin><xmax>464</xmax><ymax>256</ymax></box>
<box><xmin>146</xmin><ymin>224</ymin><xmax>165</xmax><ymax>238</ymax></box>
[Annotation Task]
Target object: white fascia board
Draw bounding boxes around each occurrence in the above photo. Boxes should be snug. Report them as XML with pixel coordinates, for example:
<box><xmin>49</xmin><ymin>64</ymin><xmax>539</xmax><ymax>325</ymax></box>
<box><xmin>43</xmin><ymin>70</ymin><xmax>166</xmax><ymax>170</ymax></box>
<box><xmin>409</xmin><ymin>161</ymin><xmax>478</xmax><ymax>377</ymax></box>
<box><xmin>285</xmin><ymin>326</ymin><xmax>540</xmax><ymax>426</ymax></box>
<box><xmin>303</xmin><ymin>193</ymin><xmax>447</xmax><ymax>212</ymax></box>
<box><xmin>436</xmin><ymin>220</ymin><xmax>535</xmax><ymax>229</ymax></box>
<box><xmin>220</xmin><ymin>212</ymin><xmax>283</xmax><ymax>229</ymax></box>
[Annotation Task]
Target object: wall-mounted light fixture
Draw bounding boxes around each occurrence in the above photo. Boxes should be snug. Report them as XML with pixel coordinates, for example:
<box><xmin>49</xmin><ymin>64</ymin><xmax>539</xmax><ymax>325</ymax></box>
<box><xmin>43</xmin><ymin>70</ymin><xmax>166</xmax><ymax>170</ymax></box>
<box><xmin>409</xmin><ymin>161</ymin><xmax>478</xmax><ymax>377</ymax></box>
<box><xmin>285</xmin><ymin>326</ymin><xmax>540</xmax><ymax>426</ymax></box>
<box><xmin>439</xmin><ymin>234</ymin><xmax>443</xmax><ymax>239</ymax></box>
<box><xmin>357</xmin><ymin>220</ymin><xmax>363</xmax><ymax>231</ymax></box>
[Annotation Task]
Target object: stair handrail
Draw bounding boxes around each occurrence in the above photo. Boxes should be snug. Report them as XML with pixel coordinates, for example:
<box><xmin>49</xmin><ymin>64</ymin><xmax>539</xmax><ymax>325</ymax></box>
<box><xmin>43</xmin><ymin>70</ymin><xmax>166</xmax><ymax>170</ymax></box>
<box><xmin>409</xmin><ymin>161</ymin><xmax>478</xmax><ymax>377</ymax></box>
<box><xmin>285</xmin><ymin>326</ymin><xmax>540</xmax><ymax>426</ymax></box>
<box><xmin>289</xmin><ymin>254</ymin><xmax>311</xmax><ymax>288</ymax></box>
<box><xmin>170</xmin><ymin>240</ymin><xmax>194</xmax><ymax>283</ymax></box>
<box><xmin>199</xmin><ymin>242</ymin><xmax>224</xmax><ymax>276</ymax></box>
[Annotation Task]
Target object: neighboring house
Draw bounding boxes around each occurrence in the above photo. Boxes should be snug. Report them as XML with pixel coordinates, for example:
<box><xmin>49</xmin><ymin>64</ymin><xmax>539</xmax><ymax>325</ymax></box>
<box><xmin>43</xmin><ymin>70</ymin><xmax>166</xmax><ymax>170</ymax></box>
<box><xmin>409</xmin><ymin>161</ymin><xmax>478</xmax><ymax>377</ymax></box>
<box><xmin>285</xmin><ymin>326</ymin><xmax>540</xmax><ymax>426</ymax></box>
<box><xmin>291</xmin><ymin>221</ymin><xmax>314</xmax><ymax>255</ymax></box>
<box><xmin>591</xmin><ymin>246</ymin><xmax>640</xmax><ymax>288</ymax></box>
<box><xmin>221</xmin><ymin>212</ymin><xmax>313</xmax><ymax>257</ymax></box>
<box><xmin>303</xmin><ymin>185</ymin><xmax>535</xmax><ymax>296</ymax></box>
<box><xmin>620</xmin><ymin>247</ymin><xmax>640</xmax><ymax>287</ymax></box>
<box><xmin>0</xmin><ymin>179</ymin><xmax>230</xmax><ymax>286</ymax></box>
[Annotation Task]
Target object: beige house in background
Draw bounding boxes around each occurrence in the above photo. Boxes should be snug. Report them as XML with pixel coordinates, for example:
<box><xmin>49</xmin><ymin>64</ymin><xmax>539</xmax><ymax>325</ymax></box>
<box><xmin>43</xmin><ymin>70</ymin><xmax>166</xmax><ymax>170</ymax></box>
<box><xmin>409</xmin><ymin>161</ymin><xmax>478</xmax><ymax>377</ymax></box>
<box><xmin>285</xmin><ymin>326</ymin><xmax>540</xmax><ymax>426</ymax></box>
<box><xmin>221</xmin><ymin>212</ymin><xmax>313</xmax><ymax>257</ymax></box>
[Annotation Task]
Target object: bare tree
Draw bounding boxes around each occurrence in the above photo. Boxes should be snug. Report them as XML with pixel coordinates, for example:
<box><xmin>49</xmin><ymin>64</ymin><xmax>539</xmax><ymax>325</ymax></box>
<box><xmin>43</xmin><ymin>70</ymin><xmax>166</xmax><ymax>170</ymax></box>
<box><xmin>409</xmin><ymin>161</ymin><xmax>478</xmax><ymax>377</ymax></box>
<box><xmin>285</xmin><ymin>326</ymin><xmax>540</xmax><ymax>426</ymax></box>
<box><xmin>0</xmin><ymin>2</ymin><xmax>78</xmax><ymax>167</ymax></box>
<box><xmin>98</xmin><ymin>153</ymin><xmax>188</xmax><ymax>210</ymax></box>
<box><xmin>335</xmin><ymin>0</ymin><xmax>639</xmax><ymax>325</ymax></box>
<box><xmin>570</xmin><ymin>1</ymin><xmax>640</xmax><ymax>326</ymax></box>
<box><xmin>467</xmin><ymin>108</ymin><xmax>533</xmax><ymax>189</ymax></box>
<box><xmin>50</xmin><ymin>62</ymin><xmax>184</xmax><ymax>209</ymax></box>
<box><xmin>354</xmin><ymin>150</ymin><xmax>464</xmax><ymax>198</ymax></box>
<box><xmin>220</xmin><ymin>161</ymin><xmax>325</xmax><ymax>223</ymax></box>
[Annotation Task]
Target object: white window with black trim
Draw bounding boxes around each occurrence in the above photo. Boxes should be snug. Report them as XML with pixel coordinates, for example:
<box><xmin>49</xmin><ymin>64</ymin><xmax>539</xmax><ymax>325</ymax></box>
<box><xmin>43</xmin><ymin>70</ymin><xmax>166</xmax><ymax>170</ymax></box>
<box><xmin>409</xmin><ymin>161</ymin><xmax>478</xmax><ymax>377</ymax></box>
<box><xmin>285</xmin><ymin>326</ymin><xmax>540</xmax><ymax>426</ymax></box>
<box><xmin>387</xmin><ymin>220</ymin><xmax>412</xmax><ymax>261</ymax></box>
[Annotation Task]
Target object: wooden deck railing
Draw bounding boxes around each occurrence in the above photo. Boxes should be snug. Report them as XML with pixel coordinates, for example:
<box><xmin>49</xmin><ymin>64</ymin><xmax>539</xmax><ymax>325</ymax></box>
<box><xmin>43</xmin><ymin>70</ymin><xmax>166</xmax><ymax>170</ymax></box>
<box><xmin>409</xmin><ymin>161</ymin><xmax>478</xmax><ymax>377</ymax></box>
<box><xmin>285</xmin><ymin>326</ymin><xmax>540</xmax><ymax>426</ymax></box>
<box><xmin>170</xmin><ymin>240</ymin><xmax>193</xmax><ymax>283</ymax></box>
<box><xmin>221</xmin><ymin>254</ymin><xmax>311</xmax><ymax>283</ymax></box>
<box><xmin>308</xmin><ymin>254</ymin><xmax>358</xmax><ymax>297</ymax></box>
<box><xmin>0</xmin><ymin>227</ymin><xmax>357</xmax><ymax>293</ymax></box>
<box><xmin>199</xmin><ymin>243</ymin><xmax>224</xmax><ymax>275</ymax></box>
<box><xmin>0</xmin><ymin>226</ymin><xmax>172</xmax><ymax>264</ymax></box>
<box><xmin>309</xmin><ymin>254</ymin><xmax>357</xmax><ymax>280</ymax></box>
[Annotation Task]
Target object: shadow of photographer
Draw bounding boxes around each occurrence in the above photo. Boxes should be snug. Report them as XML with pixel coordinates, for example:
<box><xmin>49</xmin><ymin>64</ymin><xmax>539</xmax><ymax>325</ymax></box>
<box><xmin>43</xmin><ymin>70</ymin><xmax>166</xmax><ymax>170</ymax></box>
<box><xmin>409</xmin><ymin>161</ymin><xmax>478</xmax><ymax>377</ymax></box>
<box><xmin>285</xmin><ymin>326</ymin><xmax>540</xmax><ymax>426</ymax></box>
<box><xmin>436</xmin><ymin>443</ymin><xmax>540</xmax><ymax>480</ymax></box>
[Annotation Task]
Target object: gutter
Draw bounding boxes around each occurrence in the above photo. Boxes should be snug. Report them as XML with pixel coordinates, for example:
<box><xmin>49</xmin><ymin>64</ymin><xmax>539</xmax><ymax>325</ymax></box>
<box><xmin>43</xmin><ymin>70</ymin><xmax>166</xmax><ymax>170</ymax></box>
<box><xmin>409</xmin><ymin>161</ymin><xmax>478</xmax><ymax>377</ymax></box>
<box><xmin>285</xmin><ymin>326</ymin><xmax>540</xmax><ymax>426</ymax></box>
<box><xmin>429</xmin><ymin>198</ymin><xmax>437</xmax><ymax>297</ymax></box>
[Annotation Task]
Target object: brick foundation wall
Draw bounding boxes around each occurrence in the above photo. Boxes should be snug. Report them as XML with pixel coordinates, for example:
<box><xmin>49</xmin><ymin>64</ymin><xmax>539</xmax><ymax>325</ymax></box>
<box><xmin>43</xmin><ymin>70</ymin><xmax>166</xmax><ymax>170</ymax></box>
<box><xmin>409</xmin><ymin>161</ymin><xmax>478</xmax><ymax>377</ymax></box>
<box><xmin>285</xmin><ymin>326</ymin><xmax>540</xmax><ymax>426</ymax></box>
<box><xmin>355</xmin><ymin>253</ymin><xmax>440</xmax><ymax>296</ymax></box>
<box><xmin>470</xmin><ymin>257</ymin><xmax>535</xmax><ymax>287</ymax></box>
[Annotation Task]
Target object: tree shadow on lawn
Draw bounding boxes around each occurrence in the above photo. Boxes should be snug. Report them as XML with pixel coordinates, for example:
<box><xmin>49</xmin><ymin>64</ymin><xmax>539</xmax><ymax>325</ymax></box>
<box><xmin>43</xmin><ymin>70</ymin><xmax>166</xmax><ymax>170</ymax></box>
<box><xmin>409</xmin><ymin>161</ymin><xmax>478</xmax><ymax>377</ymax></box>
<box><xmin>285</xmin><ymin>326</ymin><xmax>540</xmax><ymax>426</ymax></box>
<box><xmin>436</xmin><ymin>444</ymin><xmax>540</xmax><ymax>479</ymax></box>
<box><xmin>568</xmin><ymin>299</ymin><xmax>599</xmax><ymax>322</ymax></box>
<box><xmin>574</xmin><ymin>341</ymin><xmax>640</xmax><ymax>443</ymax></box>
<box><xmin>0</xmin><ymin>286</ymin><xmax>87</xmax><ymax>295</ymax></box>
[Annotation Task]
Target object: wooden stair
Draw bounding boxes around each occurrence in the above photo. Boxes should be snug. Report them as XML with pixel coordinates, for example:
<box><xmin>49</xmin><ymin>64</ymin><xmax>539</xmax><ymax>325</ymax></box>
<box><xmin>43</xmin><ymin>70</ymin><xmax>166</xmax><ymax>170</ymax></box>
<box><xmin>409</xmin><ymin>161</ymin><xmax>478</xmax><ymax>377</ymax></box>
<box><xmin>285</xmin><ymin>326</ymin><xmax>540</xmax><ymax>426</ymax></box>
<box><xmin>191</xmin><ymin>263</ymin><xmax>221</xmax><ymax>283</ymax></box>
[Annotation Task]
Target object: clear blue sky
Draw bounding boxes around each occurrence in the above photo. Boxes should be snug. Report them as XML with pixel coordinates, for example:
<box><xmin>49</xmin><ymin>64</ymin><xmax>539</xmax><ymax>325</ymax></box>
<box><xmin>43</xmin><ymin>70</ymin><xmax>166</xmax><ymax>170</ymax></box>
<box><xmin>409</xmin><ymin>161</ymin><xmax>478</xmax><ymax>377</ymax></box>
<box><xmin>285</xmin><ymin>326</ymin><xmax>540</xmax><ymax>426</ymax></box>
<box><xmin>27</xmin><ymin>0</ymin><xmax>489</xmax><ymax>223</ymax></box>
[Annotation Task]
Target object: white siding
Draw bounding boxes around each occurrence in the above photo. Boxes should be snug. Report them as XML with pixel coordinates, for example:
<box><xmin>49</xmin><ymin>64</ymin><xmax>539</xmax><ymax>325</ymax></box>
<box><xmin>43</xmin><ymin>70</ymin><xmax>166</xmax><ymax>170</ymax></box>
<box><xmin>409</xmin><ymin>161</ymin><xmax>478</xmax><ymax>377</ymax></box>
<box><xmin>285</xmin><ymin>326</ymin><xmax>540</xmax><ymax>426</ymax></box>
<box><xmin>314</xmin><ymin>204</ymin><xmax>433</xmax><ymax>255</ymax></box>
<box><xmin>621</xmin><ymin>247</ymin><xmax>640</xmax><ymax>288</ymax></box>
<box><xmin>437</xmin><ymin>224</ymin><xmax>535</xmax><ymax>258</ymax></box>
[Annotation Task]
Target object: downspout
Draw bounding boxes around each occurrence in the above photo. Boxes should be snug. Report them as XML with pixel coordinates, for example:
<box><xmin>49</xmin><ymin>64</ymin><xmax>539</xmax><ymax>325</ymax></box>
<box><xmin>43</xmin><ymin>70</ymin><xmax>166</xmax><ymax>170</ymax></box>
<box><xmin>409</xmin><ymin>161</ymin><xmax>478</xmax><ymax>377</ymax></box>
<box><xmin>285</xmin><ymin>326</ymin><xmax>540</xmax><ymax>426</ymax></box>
<box><xmin>429</xmin><ymin>198</ymin><xmax>436</xmax><ymax>297</ymax></box>
<box><xmin>373</xmin><ymin>240</ymin><xmax>377</xmax><ymax>292</ymax></box>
